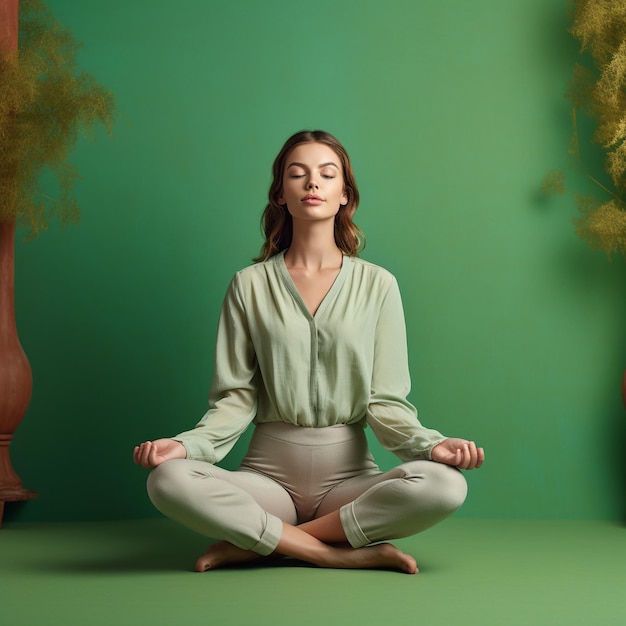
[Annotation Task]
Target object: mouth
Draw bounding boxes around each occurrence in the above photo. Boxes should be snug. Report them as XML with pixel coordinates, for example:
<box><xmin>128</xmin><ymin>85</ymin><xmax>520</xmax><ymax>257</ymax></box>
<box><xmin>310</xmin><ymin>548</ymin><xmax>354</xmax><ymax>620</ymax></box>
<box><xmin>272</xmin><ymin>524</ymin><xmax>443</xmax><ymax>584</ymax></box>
<box><xmin>302</xmin><ymin>194</ymin><xmax>324</xmax><ymax>203</ymax></box>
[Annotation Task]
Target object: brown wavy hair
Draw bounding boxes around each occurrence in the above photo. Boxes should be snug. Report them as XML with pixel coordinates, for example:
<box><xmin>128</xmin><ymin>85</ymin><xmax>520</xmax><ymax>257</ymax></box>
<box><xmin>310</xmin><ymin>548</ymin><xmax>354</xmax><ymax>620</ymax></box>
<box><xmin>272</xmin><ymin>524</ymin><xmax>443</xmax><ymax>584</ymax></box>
<box><xmin>254</xmin><ymin>130</ymin><xmax>364</xmax><ymax>262</ymax></box>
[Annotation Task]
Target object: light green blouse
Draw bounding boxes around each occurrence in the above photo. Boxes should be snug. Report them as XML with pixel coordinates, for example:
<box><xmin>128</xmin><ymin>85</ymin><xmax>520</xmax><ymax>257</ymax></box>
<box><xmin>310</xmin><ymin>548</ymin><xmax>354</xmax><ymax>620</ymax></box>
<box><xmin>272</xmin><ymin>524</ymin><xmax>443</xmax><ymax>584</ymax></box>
<box><xmin>174</xmin><ymin>251</ymin><xmax>447</xmax><ymax>463</ymax></box>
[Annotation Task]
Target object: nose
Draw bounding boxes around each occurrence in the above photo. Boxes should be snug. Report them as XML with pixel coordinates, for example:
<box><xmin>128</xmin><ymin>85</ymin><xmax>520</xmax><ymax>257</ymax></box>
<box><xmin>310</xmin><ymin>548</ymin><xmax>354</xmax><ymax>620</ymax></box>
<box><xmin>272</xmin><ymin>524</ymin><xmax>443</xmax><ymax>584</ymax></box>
<box><xmin>306</xmin><ymin>178</ymin><xmax>319</xmax><ymax>190</ymax></box>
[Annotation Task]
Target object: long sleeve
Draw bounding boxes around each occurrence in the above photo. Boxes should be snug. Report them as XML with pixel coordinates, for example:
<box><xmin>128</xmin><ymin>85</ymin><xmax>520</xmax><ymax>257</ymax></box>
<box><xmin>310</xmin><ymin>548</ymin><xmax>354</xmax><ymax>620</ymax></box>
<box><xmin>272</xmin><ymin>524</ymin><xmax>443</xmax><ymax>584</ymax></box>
<box><xmin>365</xmin><ymin>277</ymin><xmax>447</xmax><ymax>461</ymax></box>
<box><xmin>173</xmin><ymin>273</ymin><xmax>258</xmax><ymax>463</ymax></box>
<box><xmin>170</xmin><ymin>254</ymin><xmax>446</xmax><ymax>464</ymax></box>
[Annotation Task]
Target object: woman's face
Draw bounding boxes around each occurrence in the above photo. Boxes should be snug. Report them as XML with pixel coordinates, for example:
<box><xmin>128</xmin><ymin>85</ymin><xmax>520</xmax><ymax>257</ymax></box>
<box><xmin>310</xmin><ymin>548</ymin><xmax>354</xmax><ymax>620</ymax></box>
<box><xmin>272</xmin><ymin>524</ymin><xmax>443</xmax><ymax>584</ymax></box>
<box><xmin>278</xmin><ymin>142</ymin><xmax>348</xmax><ymax>223</ymax></box>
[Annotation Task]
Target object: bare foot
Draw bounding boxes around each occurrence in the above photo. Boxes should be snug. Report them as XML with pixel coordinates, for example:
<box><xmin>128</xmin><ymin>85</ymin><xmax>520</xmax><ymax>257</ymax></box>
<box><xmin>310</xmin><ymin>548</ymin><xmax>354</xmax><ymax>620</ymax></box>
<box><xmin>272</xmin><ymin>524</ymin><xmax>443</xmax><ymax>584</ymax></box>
<box><xmin>195</xmin><ymin>538</ymin><xmax>417</xmax><ymax>574</ymax></box>
<box><xmin>195</xmin><ymin>541</ymin><xmax>265</xmax><ymax>572</ymax></box>
<box><xmin>319</xmin><ymin>542</ymin><xmax>418</xmax><ymax>574</ymax></box>
<box><xmin>369</xmin><ymin>543</ymin><xmax>419</xmax><ymax>574</ymax></box>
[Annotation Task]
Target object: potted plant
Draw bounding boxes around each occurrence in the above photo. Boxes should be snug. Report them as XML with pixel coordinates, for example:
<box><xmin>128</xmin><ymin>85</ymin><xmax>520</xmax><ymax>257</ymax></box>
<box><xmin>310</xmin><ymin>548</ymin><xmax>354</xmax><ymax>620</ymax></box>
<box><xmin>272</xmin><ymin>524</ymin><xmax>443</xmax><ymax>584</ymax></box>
<box><xmin>543</xmin><ymin>0</ymin><xmax>626</xmax><ymax>408</ymax></box>
<box><xmin>0</xmin><ymin>0</ymin><xmax>115</xmax><ymax>525</ymax></box>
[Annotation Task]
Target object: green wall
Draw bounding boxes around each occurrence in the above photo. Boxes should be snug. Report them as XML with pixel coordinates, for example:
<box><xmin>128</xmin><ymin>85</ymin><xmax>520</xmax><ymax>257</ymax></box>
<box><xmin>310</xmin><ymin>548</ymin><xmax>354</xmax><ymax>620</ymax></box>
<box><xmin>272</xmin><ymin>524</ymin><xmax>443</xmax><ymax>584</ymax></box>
<box><xmin>7</xmin><ymin>0</ymin><xmax>626</xmax><ymax>524</ymax></box>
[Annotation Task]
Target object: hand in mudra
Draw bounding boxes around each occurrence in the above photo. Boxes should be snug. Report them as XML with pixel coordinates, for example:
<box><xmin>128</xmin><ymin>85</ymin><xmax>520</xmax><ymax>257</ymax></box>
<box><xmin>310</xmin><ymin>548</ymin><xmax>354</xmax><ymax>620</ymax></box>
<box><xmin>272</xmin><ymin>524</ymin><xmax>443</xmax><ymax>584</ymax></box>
<box><xmin>133</xmin><ymin>439</ymin><xmax>186</xmax><ymax>468</ymax></box>
<box><xmin>431</xmin><ymin>439</ymin><xmax>484</xmax><ymax>470</ymax></box>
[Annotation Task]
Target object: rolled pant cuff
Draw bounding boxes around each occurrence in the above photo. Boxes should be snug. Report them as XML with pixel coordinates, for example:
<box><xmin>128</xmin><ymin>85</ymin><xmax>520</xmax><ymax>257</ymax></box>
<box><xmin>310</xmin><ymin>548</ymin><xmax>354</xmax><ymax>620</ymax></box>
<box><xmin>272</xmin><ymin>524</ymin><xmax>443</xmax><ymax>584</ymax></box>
<box><xmin>340</xmin><ymin>502</ymin><xmax>370</xmax><ymax>548</ymax></box>
<box><xmin>249</xmin><ymin>512</ymin><xmax>283</xmax><ymax>556</ymax></box>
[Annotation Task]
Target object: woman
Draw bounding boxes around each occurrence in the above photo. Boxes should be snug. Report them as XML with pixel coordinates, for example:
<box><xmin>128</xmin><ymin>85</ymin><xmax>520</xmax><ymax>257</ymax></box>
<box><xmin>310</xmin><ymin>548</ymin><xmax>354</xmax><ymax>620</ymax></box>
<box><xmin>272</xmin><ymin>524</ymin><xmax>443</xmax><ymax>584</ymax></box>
<box><xmin>134</xmin><ymin>130</ymin><xmax>484</xmax><ymax>574</ymax></box>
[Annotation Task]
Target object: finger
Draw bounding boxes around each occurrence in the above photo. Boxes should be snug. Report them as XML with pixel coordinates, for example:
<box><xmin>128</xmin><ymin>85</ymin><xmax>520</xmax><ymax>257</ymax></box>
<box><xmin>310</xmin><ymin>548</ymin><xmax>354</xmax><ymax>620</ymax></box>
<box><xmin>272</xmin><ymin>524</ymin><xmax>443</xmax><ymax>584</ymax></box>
<box><xmin>138</xmin><ymin>441</ymin><xmax>153</xmax><ymax>468</ymax></box>
<box><xmin>469</xmin><ymin>443</ymin><xmax>486</xmax><ymax>470</ymax></box>
<box><xmin>133</xmin><ymin>443</ymin><xmax>146</xmax><ymax>466</ymax></box>
<box><xmin>454</xmin><ymin>446</ymin><xmax>463</xmax><ymax>467</ymax></box>
<box><xmin>475</xmin><ymin>447</ymin><xmax>485</xmax><ymax>469</ymax></box>
<box><xmin>132</xmin><ymin>445</ymin><xmax>142</xmax><ymax>465</ymax></box>
<box><xmin>466</xmin><ymin>442</ymin><xmax>483</xmax><ymax>470</ymax></box>
<box><xmin>467</xmin><ymin>441</ymin><xmax>479</xmax><ymax>469</ymax></box>
<box><xmin>457</xmin><ymin>443</ymin><xmax>470</xmax><ymax>470</ymax></box>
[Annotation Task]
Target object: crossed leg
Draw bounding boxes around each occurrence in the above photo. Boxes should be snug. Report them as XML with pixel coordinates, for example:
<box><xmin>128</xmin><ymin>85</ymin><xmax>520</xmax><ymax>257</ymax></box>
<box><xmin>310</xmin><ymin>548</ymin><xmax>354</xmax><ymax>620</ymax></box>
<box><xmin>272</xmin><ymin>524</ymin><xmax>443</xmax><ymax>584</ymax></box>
<box><xmin>149</xmin><ymin>458</ymin><xmax>464</xmax><ymax>575</ymax></box>
<box><xmin>196</xmin><ymin>511</ymin><xmax>418</xmax><ymax>574</ymax></box>
<box><xmin>194</xmin><ymin>461</ymin><xmax>467</xmax><ymax>574</ymax></box>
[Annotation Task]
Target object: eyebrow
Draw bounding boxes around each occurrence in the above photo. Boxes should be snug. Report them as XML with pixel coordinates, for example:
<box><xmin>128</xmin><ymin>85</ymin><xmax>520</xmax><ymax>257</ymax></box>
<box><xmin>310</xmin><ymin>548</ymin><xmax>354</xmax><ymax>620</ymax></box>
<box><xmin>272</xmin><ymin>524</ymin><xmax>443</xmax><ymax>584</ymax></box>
<box><xmin>286</xmin><ymin>161</ymin><xmax>340</xmax><ymax>170</ymax></box>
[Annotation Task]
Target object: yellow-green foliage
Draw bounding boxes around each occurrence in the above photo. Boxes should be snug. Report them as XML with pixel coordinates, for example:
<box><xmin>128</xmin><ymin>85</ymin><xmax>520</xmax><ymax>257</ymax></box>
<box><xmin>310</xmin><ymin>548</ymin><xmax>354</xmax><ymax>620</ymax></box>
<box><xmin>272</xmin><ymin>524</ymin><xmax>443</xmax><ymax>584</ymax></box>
<box><xmin>575</xmin><ymin>195</ymin><xmax>626</xmax><ymax>254</ymax></box>
<box><xmin>0</xmin><ymin>0</ymin><xmax>115</xmax><ymax>239</ymax></box>
<box><xmin>565</xmin><ymin>0</ymin><xmax>626</xmax><ymax>256</ymax></box>
<box><xmin>541</xmin><ymin>169</ymin><xmax>567</xmax><ymax>195</ymax></box>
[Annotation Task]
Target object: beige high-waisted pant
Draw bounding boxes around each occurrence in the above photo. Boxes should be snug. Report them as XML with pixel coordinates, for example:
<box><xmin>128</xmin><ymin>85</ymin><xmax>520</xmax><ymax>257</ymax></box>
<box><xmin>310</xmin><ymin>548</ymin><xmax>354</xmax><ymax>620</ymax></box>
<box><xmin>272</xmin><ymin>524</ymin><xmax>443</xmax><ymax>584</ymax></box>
<box><xmin>147</xmin><ymin>422</ymin><xmax>467</xmax><ymax>556</ymax></box>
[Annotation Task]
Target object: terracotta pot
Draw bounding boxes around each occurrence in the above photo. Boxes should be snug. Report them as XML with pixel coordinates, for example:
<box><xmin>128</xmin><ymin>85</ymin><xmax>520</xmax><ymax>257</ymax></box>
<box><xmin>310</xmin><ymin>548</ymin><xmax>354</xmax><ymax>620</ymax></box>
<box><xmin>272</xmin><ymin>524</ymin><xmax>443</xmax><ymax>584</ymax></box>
<box><xmin>0</xmin><ymin>0</ymin><xmax>37</xmax><ymax>524</ymax></box>
<box><xmin>0</xmin><ymin>221</ymin><xmax>37</xmax><ymax>514</ymax></box>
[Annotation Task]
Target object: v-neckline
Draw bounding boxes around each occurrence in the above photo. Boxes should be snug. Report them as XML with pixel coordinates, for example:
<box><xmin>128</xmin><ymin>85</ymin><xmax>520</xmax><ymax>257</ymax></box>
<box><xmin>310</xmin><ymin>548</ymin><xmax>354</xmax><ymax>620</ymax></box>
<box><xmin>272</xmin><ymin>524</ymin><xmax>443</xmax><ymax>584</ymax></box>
<box><xmin>276</xmin><ymin>250</ymin><xmax>351</xmax><ymax>320</ymax></box>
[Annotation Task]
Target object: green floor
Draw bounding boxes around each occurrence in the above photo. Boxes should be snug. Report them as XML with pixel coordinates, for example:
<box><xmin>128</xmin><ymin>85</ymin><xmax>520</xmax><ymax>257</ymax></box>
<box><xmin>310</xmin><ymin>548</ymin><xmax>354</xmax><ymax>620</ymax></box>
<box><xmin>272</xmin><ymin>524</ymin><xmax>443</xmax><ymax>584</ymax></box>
<box><xmin>1</xmin><ymin>517</ymin><xmax>625</xmax><ymax>626</ymax></box>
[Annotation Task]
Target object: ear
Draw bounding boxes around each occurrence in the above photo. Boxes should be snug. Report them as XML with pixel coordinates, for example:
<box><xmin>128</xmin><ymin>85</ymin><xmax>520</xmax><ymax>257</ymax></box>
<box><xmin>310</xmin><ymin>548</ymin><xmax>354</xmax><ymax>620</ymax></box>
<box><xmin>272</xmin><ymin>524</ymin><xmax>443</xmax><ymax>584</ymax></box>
<box><xmin>340</xmin><ymin>192</ymin><xmax>348</xmax><ymax>206</ymax></box>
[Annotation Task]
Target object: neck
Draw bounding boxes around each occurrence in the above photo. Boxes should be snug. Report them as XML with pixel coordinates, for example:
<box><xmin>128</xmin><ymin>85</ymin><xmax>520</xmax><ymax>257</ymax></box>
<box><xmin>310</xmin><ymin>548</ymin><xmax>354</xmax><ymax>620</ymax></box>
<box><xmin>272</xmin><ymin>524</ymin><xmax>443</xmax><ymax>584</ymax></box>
<box><xmin>285</xmin><ymin>219</ymin><xmax>342</xmax><ymax>270</ymax></box>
